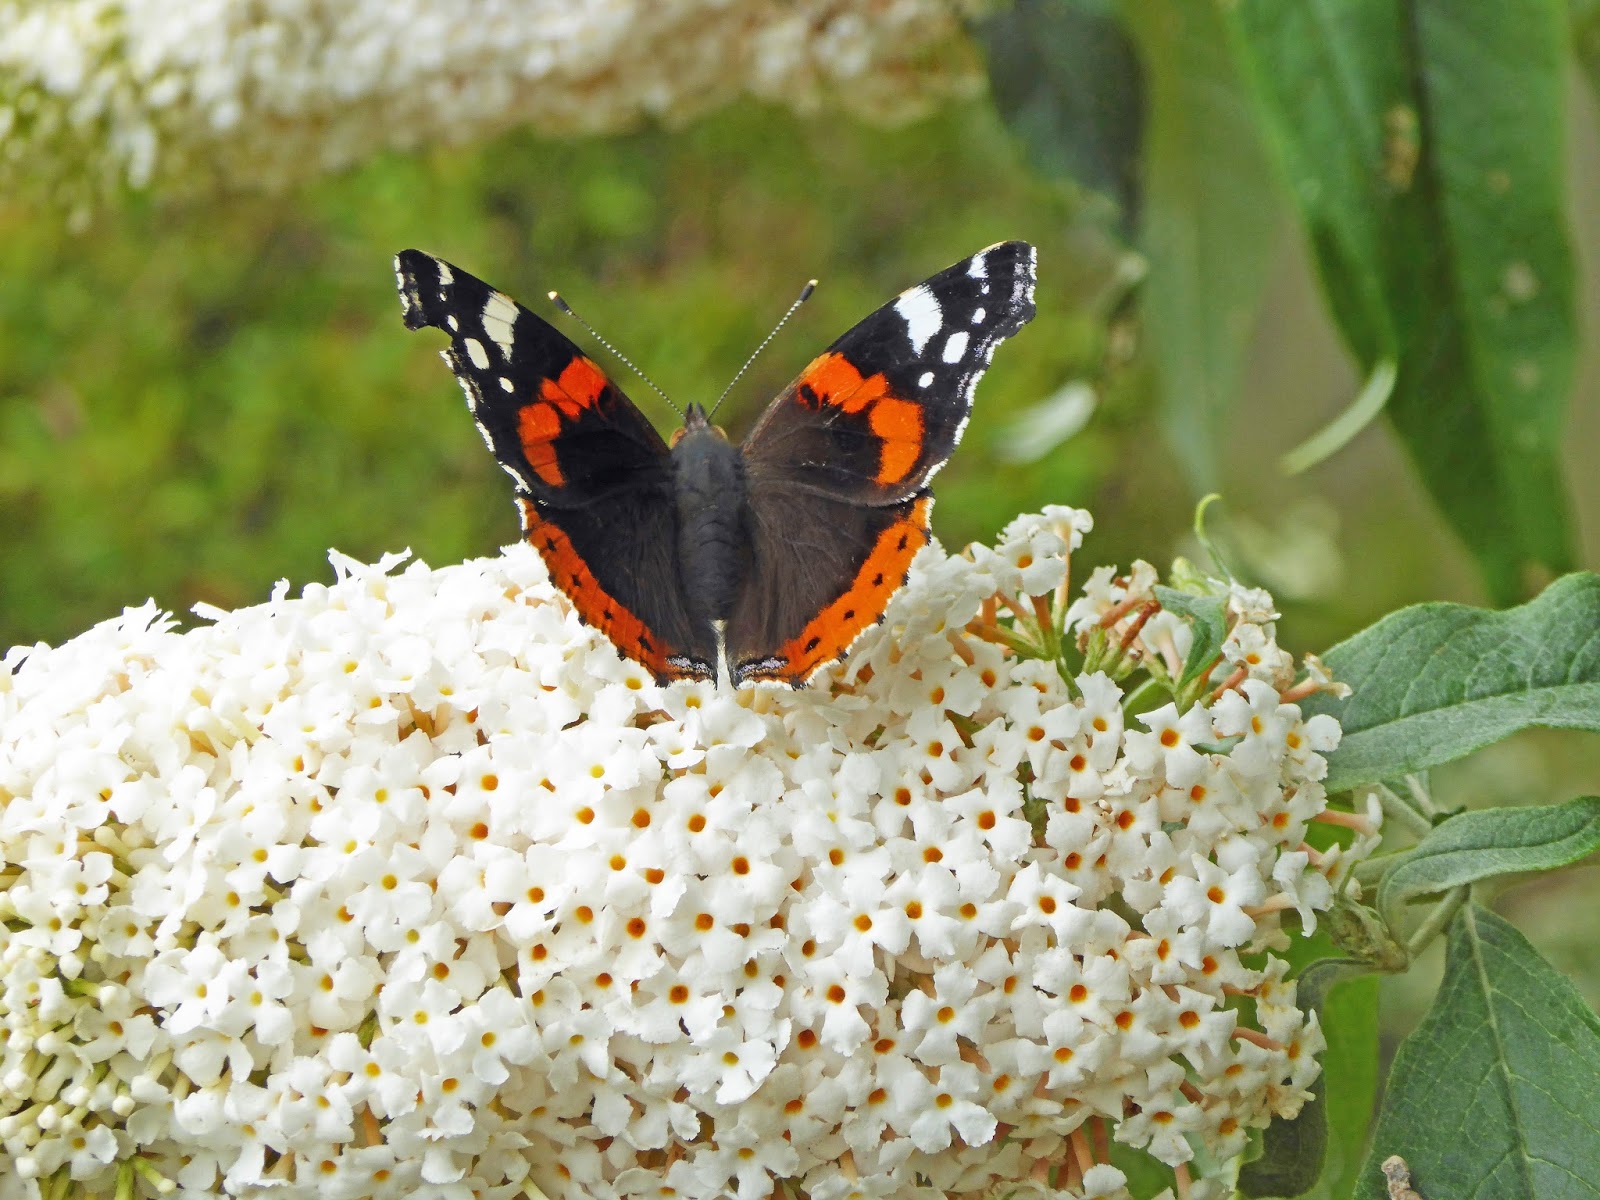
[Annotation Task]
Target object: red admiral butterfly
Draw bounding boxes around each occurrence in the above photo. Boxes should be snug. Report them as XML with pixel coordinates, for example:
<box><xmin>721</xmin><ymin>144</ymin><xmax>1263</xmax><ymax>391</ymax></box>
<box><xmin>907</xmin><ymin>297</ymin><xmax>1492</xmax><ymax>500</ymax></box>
<box><xmin>395</xmin><ymin>243</ymin><xmax>1036</xmax><ymax>686</ymax></box>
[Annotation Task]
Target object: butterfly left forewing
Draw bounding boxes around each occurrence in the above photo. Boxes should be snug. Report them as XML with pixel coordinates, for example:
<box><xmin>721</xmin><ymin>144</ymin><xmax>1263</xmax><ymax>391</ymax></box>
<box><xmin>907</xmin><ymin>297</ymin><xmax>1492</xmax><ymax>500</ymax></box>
<box><xmin>396</xmin><ymin>250</ymin><xmax>717</xmax><ymax>682</ymax></box>
<box><xmin>728</xmin><ymin>242</ymin><xmax>1037</xmax><ymax>686</ymax></box>
<box><xmin>395</xmin><ymin>249</ymin><xmax>672</xmax><ymax>505</ymax></box>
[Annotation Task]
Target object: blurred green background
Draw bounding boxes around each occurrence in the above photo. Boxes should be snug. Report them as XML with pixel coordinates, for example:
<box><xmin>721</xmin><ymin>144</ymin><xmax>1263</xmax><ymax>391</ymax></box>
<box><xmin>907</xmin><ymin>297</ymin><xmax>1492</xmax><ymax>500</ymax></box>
<box><xmin>0</xmin><ymin>109</ymin><xmax>1123</xmax><ymax>647</ymax></box>
<box><xmin>8</xmin><ymin>96</ymin><xmax>1597</xmax><ymax>651</ymax></box>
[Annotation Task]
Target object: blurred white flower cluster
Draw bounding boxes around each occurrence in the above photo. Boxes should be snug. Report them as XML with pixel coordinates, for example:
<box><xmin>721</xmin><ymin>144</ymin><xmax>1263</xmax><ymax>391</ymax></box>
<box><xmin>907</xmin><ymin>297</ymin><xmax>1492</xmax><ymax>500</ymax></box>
<box><xmin>0</xmin><ymin>506</ymin><xmax>1374</xmax><ymax>1200</ymax></box>
<box><xmin>0</xmin><ymin>0</ymin><xmax>986</xmax><ymax>202</ymax></box>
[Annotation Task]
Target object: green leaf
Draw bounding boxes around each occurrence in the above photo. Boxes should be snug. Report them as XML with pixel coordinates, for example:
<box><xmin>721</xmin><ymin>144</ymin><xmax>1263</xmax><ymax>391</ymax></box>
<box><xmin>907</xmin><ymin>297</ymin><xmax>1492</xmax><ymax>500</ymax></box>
<box><xmin>1153</xmin><ymin>585</ymin><xmax>1227</xmax><ymax>687</ymax></box>
<box><xmin>1354</xmin><ymin>905</ymin><xmax>1600</xmax><ymax>1200</ymax></box>
<box><xmin>1304</xmin><ymin>572</ymin><xmax>1600</xmax><ymax>791</ymax></box>
<box><xmin>973</xmin><ymin>0</ymin><xmax>1145</xmax><ymax>235</ymax></box>
<box><xmin>1239</xmin><ymin>962</ymin><xmax>1379</xmax><ymax>1199</ymax></box>
<box><xmin>1377</xmin><ymin>796</ymin><xmax>1600</xmax><ymax>922</ymax></box>
<box><xmin>1121</xmin><ymin>0</ymin><xmax>1281</xmax><ymax>493</ymax></box>
<box><xmin>1228</xmin><ymin>0</ymin><xmax>1577</xmax><ymax>603</ymax></box>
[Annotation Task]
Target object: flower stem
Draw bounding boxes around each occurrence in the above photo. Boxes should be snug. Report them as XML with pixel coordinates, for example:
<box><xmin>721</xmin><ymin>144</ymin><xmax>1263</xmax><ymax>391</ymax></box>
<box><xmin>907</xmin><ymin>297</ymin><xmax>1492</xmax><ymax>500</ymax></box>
<box><xmin>1371</xmin><ymin>783</ymin><xmax>1433</xmax><ymax>839</ymax></box>
<box><xmin>1406</xmin><ymin>886</ymin><xmax>1469</xmax><ymax>959</ymax></box>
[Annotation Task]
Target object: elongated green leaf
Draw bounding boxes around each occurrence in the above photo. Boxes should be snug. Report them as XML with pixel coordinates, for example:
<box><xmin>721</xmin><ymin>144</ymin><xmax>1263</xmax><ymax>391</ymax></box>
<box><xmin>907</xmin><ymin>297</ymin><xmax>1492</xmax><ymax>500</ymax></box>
<box><xmin>1354</xmin><ymin>905</ymin><xmax>1600</xmax><ymax>1200</ymax></box>
<box><xmin>974</xmin><ymin>0</ymin><xmax>1145</xmax><ymax>234</ymax></box>
<box><xmin>1303</xmin><ymin>572</ymin><xmax>1600</xmax><ymax>790</ymax></box>
<box><xmin>1153</xmin><ymin>586</ymin><xmax>1227</xmax><ymax>687</ymax></box>
<box><xmin>1121</xmin><ymin>0</ymin><xmax>1281</xmax><ymax>492</ymax></box>
<box><xmin>1228</xmin><ymin>0</ymin><xmax>1577</xmax><ymax>602</ymax></box>
<box><xmin>1378</xmin><ymin>796</ymin><xmax>1600</xmax><ymax>922</ymax></box>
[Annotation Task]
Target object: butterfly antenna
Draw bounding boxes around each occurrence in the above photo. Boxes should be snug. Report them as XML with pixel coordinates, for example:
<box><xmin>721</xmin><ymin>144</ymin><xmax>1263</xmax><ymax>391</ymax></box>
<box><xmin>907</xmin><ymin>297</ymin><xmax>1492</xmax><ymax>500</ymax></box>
<box><xmin>707</xmin><ymin>278</ymin><xmax>818</xmax><ymax>420</ymax></box>
<box><xmin>548</xmin><ymin>291</ymin><xmax>683</xmax><ymax>418</ymax></box>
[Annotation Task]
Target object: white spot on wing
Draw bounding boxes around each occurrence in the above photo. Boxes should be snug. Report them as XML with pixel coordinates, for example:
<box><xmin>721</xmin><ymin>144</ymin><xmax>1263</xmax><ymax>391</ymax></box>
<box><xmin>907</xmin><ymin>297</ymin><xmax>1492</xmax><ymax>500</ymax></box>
<box><xmin>942</xmin><ymin>330</ymin><xmax>969</xmax><ymax>364</ymax></box>
<box><xmin>482</xmin><ymin>291</ymin><xmax>519</xmax><ymax>356</ymax></box>
<box><xmin>895</xmin><ymin>286</ymin><xmax>943</xmax><ymax>355</ymax></box>
<box><xmin>436</xmin><ymin>262</ymin><xmax>454</xmax><ymax>285</ymax></box>
<box><xmin>464</xmin><ymin>337</ymin><xmax>490</xmax><ymax>370</ymax></box>
<box><xmin>499</xmin><ymin>376</ymin><xmax>515</xmax><ymax>392</ymax></box>
<box><xmin>918</xmin><ymin>370</ymin><xmax>935</xmax><ymax>388</ymax></box>
<box><xmin>1014</xmin><ymin>244</ymin><xmax>1038</xmax><ymax>307</ymax></box>
<box><xmin>971</xmin><ymin>307</ymin><xmax>986</xmax><ymax>324</ymax></box>
<box><xmin>968</xmin><ymin>253</ymin><xmax>988</xmax><ymax>280</ymax></box>
<box><xmin>446</xmin><ymin>315</ymin><xmax>459</xmax><ymax>331</ymax></box>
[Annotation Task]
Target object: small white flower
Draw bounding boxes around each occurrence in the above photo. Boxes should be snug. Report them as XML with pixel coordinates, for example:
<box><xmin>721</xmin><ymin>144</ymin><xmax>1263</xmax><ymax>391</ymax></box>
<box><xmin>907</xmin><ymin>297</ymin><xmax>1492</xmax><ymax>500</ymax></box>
<box><xmin>899</xmin><ymin>963</ymin><xmax>992</xmax><ymax>1067</ymax></box>
<box><xmin>807</xmin><ymin>865</ymin><xmax>913</xmax><ymax>978</ymax></box>
<box><xmin>1161</xmin><ymin>854</ymin><xmax>1269</xmax><ymax>949</ymax></box>
<box><xmin>1212</xmin><ymin>678</ymin><xmax>1299</xmax><ymax>774</ymax></box>
<box><xmin>1126</xmin><ymin>701</ymin><xmax>1216</xmax><ymax>790</ymax></box>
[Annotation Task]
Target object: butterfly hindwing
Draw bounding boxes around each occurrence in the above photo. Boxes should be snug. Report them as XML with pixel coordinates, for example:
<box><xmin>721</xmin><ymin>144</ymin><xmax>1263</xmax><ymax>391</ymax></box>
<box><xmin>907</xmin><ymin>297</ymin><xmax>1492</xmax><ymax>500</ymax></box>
<box><xmin>396</xmin><ymin>250</ymin><xmax>716</xmax><ymax>681</ymax></box>
<box><xmin>727</xmin><ymin>491</ymin><xmax>932</xmax><ymax>686</ymax></box>
<box><xmin>726</xmin><ymin>241</ymin><xmax>1036</xmax><ymax>686</ymax></box>
<box><xmin>517</xmin><ymin>495</ymin><xmax>716</xmax><ymax>682</ymax></box>
<box><xmin>740</xmin><ymin>240</ymin><xmax>1037</xmax><ymax>505</ymax></box>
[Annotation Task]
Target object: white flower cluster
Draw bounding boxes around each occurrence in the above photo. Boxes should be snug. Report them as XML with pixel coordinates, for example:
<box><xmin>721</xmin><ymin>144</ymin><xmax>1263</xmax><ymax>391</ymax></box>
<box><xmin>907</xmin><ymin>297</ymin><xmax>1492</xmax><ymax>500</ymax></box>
<box><xmin>0</xmin><ymin>0</ymin><xmax>987</xmax><ymax>202</ymax></box>
<box><xmin>0</xmin><ymin>507</ymin><xmax>1374</xmax><ymax>1200</ymax></box>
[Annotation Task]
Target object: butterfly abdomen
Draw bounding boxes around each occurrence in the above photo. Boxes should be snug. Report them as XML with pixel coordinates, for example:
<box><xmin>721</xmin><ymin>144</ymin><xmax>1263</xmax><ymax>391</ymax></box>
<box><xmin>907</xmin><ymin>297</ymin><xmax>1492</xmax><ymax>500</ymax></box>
<box><xmin>671</xmin><ymin>415</ymin><xmax>749</xmax><ymax>624</ymax></box>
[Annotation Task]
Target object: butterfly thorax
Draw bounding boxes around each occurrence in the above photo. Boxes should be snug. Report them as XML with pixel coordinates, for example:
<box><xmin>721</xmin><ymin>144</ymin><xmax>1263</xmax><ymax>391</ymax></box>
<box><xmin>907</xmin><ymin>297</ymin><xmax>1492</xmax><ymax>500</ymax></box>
<box><xmin>671</xmin><ymin>404</ymin><xmax>748</xmax><ymax>624</ymax></box>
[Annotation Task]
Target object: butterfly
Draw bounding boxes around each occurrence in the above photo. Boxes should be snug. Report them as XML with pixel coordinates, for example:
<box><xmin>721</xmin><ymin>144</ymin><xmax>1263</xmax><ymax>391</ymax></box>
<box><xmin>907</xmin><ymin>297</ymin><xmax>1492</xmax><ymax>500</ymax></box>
<box><xmin>394</xmin><ymin>242</ymin><xmax>1036</xmax><ymax>687</ymax></box>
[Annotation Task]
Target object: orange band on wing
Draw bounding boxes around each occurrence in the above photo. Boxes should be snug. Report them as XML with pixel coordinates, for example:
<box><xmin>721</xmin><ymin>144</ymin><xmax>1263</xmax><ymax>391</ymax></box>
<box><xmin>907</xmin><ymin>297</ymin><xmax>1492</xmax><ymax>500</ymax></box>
<box><xmin>868</xmin><ymin>396</ymin><xmax>924</xmax><ymax>485</ymax></box>
<box><xmin>798</xmin><ymin>352</ymin><xmax>892</xmax><ymax>414</ymax></box>
<box><xmin>739</xmin><ymin>495</ymin><xmax>932</xmax><ymax>686</ymax></box>
<box><xmin>545</xmin><ymin>356</ymin><xmax>608</xmax><ymax>412</ymax></box>
<box><xmin>518</xmin><ymin>403</ymin><xmax>566</xmax><ymax>486</ymax></box>
<box><xmin>518</xmin><ymin>356</ymin><xmax>612</xmax><ymax>489</ymax></box>
<box><xmin>797</xmin><ymin>352</ymin><xmax>927</xmax><ymax>487</ymax></box>
<box><xmin>519</xmin><ymin>498</ymin><xmax>710</xmax><ymax>682</ymax></box>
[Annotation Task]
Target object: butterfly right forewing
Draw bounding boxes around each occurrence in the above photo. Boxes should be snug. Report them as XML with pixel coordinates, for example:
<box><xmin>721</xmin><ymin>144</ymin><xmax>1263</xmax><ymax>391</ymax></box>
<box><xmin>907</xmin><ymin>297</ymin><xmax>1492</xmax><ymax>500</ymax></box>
<box><xmin>727</xmin><ymin>242</ymin><xmax>1037</xmax><ymax>686</ymax></box>
<box><xmin>739</xmin><ymin>241</ymin><xmax>1037</xmax><ymax>505</ymax></box>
